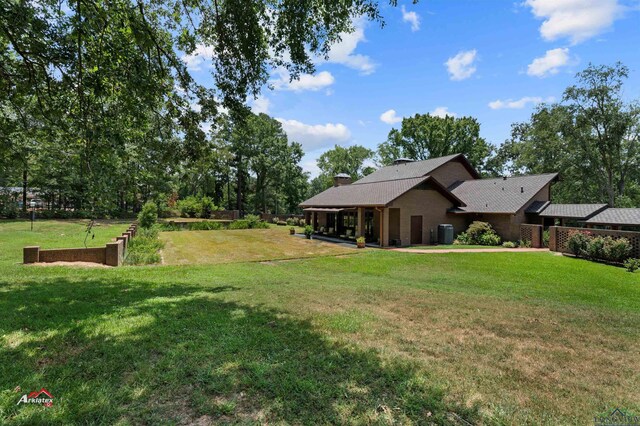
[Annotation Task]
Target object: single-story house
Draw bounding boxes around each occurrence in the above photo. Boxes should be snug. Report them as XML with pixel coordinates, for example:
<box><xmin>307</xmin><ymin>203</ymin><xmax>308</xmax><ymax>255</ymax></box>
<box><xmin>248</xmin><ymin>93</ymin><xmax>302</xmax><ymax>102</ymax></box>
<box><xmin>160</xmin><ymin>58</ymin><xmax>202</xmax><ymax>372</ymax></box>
<box><xmin>584</xmin><ymin>208</ymin><xmax>640</xmax><ymax>231</ymax></box>
<box><xmin>532</xmin><ymin>203</ymin><xmax>609</xmax><ymax>227</ymax></box>
<box><xmin>300</xmin><ymin>154</ymin><xmax>558</xmax><ymax>246</ymax></box>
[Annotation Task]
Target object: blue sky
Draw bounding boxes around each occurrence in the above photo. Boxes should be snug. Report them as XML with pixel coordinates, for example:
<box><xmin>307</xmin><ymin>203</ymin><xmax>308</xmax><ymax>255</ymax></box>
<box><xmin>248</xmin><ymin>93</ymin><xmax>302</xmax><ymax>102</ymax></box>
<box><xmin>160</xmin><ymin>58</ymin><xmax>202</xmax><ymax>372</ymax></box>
<box><xmin>183</xmin><ymin>0</ymin><xmax>640</xmax><ymax>177</ymax></box>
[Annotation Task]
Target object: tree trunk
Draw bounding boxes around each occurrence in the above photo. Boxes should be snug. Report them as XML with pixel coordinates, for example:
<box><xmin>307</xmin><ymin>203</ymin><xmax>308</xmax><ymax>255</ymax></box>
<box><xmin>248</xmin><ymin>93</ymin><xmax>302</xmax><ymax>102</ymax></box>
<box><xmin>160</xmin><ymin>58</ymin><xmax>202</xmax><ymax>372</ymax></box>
<box><xmin>22</xmin><ymin>168</ymin><xmax>27</xmax><ymax>212</ymax></box>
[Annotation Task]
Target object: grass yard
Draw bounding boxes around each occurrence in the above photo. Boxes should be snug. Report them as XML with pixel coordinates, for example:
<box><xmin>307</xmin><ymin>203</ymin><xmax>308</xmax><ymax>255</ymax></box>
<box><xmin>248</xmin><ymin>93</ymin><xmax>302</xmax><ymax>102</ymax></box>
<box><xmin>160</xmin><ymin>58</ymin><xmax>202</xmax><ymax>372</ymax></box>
<box><xmin>1</xmin><ymin>220</ymin><xmax>639</xmax><ymax>424</ymax></box>
<box><xmin>0</xmin><ymin>219</ymin><xmax>130</xmax><ymax>268</ymax></box>
<box><xmin>160</xmin><ymin>226</ymin><xmax>357</xmax><ymax>265</ymax></box>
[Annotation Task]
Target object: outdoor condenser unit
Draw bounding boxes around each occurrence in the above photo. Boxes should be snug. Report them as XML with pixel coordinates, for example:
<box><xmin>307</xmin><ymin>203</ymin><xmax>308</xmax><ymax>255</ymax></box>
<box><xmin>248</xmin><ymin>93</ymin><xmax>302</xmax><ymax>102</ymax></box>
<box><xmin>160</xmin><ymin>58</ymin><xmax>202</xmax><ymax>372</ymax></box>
<box><xmin>437</xmin><ymin>224</ymin><xmax>454</xmax><ymax>245</ymax></box>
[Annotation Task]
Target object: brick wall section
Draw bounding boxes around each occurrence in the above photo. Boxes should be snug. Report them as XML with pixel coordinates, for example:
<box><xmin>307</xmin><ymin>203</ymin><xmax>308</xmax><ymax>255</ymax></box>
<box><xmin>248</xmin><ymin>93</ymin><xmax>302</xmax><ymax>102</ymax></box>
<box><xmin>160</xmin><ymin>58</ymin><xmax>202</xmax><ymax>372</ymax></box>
<box><xmin>23</xmin><ymin>223</ymin><xmax>136</xmax><ymax>266</ymax></box>
<box><xmin>39</xmin><ymin>247</ymin><xmax>106</xmax><ymax>263</ymax></box>
<box><xmin>211</xmin><ymin>210</ymin><xmax>240</xmax><ymax>220</ymax></box>
<box><xmin>549</xmin><ymin>226</ymin><xmax>640</xmax><ymax>258</ymax></box>
<box><xmin>520</xmin><ymin>224</ymin><xmax>543</xmax><ymax>248</ymax></box>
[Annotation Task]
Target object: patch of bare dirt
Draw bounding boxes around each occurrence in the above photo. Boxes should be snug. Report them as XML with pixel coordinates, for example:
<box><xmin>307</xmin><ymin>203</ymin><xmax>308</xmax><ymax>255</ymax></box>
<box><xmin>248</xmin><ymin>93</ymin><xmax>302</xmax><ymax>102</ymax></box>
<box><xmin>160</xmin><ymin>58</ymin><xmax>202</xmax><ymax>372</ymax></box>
<box><xmin>26</xmin><ymin>261</ymin><xmax>111</xmax><ymax>268</ymax></box>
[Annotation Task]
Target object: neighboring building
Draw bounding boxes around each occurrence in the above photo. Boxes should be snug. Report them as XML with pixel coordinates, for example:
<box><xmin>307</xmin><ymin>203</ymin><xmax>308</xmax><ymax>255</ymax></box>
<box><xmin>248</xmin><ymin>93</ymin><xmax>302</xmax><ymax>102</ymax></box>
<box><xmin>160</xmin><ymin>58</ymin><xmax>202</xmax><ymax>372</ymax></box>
<box><xmin>300</xmin><ymin>154</ymin><xmax>558</xmax><ymax>246</ymax></box>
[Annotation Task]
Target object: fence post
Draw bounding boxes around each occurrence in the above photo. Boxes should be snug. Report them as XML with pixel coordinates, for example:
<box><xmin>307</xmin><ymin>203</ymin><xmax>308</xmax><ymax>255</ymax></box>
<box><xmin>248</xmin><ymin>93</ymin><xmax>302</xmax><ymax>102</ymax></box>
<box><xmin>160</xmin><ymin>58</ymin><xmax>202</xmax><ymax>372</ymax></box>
<box><xmin>548</xmin><ymin>226</ymin><xmax>557</xmax><ymax>252</ymax></box>
<box><xmin>23</xmin><ymin>246</ymin><xmax>40</xmax><ymax>264</ymax></box>
<box><xmin>105</xmin><ymin>241</ymin><xmax>124</xmax><ymax>266</ymax></box>
<box><xmin>531</xmin><ymin>225</ymin><xmax>543</xmax><ymax>248</ymax></box>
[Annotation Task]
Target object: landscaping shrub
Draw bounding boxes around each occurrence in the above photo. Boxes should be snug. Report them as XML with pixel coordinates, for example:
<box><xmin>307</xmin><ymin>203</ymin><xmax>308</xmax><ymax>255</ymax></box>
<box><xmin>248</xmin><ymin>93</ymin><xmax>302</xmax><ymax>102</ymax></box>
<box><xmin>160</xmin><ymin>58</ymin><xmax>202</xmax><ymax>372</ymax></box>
<box><xmin>624</xmin><ymin>258</ymin><xmax>640</xmax><ymax>273</ymax></box>
<box><xmin>125</xmin><ymin>226</ymin><xmax>164</xmax><ymax>265</ymax></box>
<box><xmin>176</xmin><ymin>196</ymin><xmax>200</xmax><ymax>218</ymax></box>
<box><xmin>456</xmin><ymin>221</ymin><xmax>501</xmax><ymax>246</ymax></box>
<box><xmin>502</xmin><ymin>241</ymin><xmax>517</xmax><ymax>248</ymax></box>
<box><xmin>188</xmin><ymin>221</ymin><xmax>223</xmax><ymax>231</ymax></box>
<box><xmin>567</xmin><ymin>230</ymin><xmax>632</xmax><ymax>263</ymax></box>
<box><xmin>567</xmin><ymin>231</ymin><xmax>592</xmax><ymax>256</ymax></box>
<box><xmin>272</xmin><ymin>217</ymin><xmax>280</xmax><ymax>224</ymax></box>
<box><xmin>229</xmin><ymin>215</ymin><xmax>269</xmax><ymax>230</ymax></box>
<box><xmin>519</xmin><ymin>239</ymin><xmax>532</xmax><ymax>248</ymax></box>
<box><xmin>453</xmin><ymin>232</ymin><xmax>472</xmax><ymax>245</ymax></box>
<box><xmin>603</xmin><ymin>237</ymin><xmax>632</xmax><ymax>262</ymax></box>
<box><xmin>286</xmin><ymin>218</ymin><xmax>296</xmax><ymax>226</ymax></box>
<box><xmin>138</xmin><ymin>201</ymin><xmax>158</xmax><ymax>229</ymax></box>
<box><xmin>542</xmin><ymin>230</ymin><xmax>550</xmax><ymax>248</ymax></box>
<box><xmin>158</xmin><ymin>222</ymin><xmax>181</xmax><ymax>232</ymax></box>
<box><xmin>176</xmin><ymin>196</ymin><xmax>219</xmax><ymax>218</ymax></box>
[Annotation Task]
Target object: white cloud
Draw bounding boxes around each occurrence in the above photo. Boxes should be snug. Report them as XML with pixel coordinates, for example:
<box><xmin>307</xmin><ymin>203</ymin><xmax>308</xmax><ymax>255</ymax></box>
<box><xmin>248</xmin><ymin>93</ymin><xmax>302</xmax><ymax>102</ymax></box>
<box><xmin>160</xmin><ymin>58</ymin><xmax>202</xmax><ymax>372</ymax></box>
<box><xmin>401</xmin><ymin>6</ymin><xmax>421</xmax><ymax>32</ymax></box>
<box><xmin>525</xmin><ymin>0</ymin><xmax>623</xmax><ymax>44</ymax></box>
<box><xmin>488</xmin><ymin>96</ymin><xmax>555</xmax><ymax>110</ymax></box>
<box><xmin>380</xmin><ymin>109</ymin><xmax>402</xmax><ymax>124</ymax></box>
<box><xmin>527</xmin><ymin>48</ymin><xmax>570</xmax><ymax>77</ymax></box>
<box><xmin>271</xmin><ymin>69</ymin><xmax>335</xmax><ymax>92</ymax></box>
<box><xmin>301</xmin><ymin>159</ymin><xmax>322</xmax><ymax>178</ymax></box>
<box><xmin>445</xmin><ymin>50</ymin><xmax>478</xmax><ymax>81</ymax></box>
<box><xmin>181</xmin><ymin>44</ymin><xmax>216</xmax><ymax>72</ymax></box>
<box><xmin>431</xmin><ymin>106</ymin><xmax>457</xmax><ymax>118</ymax></box>
<box><xmin>250</xmin><ymin>95</ymin><xmax>270</xmax><ymax>114</ymax></box>
<box><xmin>276</xmin><ymin>118</ymin><xmax>351</xmax><ymax>151</ymax></box>
<box><xmin>322</xmin><ymin>20</ymin><xmax>377</xmax><ymax>75</ymax></box>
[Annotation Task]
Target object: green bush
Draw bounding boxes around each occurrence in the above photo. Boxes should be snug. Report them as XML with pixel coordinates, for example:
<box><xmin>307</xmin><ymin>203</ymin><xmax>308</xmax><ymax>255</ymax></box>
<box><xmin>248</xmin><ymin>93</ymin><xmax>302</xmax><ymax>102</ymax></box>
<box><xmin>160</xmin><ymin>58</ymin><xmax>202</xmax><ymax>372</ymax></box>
<box><xmin>188</xmin><ymin>221</ymin><xmax>223</xmax><ymax>231</ymax></box>
<box><xmin>124</xmin><ymin>226</ymin><xmax>164</xmax><ymax>265</ymax></box>
<box><xmin>567</xmin><ymin>231</ymin><xmax>632</xmax><ymax>263</ymax></box>
<box><xmin>567</xmin><ymin>231</ymin><xmax>592</xmax><ymax>256</ymax></box>
<box><xmin>286</xmin><ymin>218</ymin><xmax>296</xmax><ymax>226</ymax></box>
<box><xmin>228</xmin><ymin>215</ymin><xmax>269</xmax><ymax>230</ymax></box>
<box><xmin>158</xmin><ymin>222</ymin><xmax>181</xmax><ymax>232</ymax></box>
<box><xmin>175</xmin><ymin>196</ymin><xmax>219</xmax><ymax>218</ymax></box>
<box><xmin>176</xmin><ymin>196</ymin><xmax>201</xmax><ymax>218</ymax></box>
<box><xmin>519</xmin><ymin>239</ymin><xmax>532</xmax><ymax>248</ymax></box>
<box><xmin>453</xmin><ymin>232</ymin><xmax>471</xmax><ymax>245</ymax></box>
<box><xmin>502</xmin><ymin>241</ymin><xmax>517</xmax><ymax>248</ymax></box>
<box><xmin>138</xmin><ymin>201</ymin><xmax>158</xmax><ymax>229</ymax></box>
<box><xmin>603</xmin><ymin>237</ymin><xmax>632</xmax><ymax>262</ymax></box>
<box><xmin>456</xmin><ymin>221</ymin><xmax>501</xmax><ymax>246</ymax></box>
<box><xmin>304</xmin><ymin>225</ymin><xmax>314</xmax><ymax>237</ymax></box>
<box><xmin>542</xmin><ymin>230</ymin><xmax>550</xmax><ymax>248</ymax></box>
<box><xmin>624</xmin><ymin>258</ymin><xmax>640</xmax><ymax>273</ymax></box>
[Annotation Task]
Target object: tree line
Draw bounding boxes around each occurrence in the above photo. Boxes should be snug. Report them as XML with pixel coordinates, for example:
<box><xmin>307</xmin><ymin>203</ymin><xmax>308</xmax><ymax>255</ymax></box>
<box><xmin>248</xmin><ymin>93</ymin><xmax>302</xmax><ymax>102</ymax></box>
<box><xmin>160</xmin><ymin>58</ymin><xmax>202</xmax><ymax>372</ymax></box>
<box><xmin>313</xmin><ymin>63</ymin><xmax>640</xmax><ymax>208</ymax></box>
<box><xmin>1</xmin><ymin>0</ymin><xmax>638</xmax><ymax>218</ymax></box>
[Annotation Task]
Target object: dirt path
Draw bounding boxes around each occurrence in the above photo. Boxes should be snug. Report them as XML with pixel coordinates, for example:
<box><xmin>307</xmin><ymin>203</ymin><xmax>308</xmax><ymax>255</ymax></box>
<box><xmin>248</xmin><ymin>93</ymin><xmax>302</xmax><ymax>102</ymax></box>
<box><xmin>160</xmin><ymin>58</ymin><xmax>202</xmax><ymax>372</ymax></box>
<box><xmin>390</xmin><ymin>247</ymin><xmax>550</xmax><ymax>254</ymax></box>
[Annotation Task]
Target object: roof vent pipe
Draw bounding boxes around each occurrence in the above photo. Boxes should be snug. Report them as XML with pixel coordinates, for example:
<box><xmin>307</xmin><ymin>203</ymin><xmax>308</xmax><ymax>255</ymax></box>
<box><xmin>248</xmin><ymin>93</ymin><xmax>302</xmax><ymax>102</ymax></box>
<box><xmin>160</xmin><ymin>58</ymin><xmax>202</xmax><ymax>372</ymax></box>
<box><xmin>521</xmin><ymin>187</ymin><xmax>524</xmax><ymax>193</ymax></box>
<box><xmin>333</xmin><ymin>173</ymin><xmax>352</xmax><ymax>187</ymax></box>
<box><xmin>503</xmin><ymin>176</ymin><xmax>507</xmax><ymax>181</ymax></box>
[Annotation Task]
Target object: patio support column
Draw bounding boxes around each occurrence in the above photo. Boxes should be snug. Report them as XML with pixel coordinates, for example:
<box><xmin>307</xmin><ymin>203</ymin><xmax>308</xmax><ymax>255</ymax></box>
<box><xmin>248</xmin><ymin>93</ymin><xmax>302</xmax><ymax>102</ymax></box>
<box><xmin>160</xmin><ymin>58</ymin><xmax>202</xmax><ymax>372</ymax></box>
<box><xmin>356</xmin><ymin>207</ymin><xmax>364</xmax><ymax>237</ymax></box>
<box><xmin>382</xmin><ymin>207</ymin><xmax>390</xmax><ymax>247</ymax></box>
<box><xmin>311</xmin><ymin>212</ymin><xmax>317</xmax><ymax>231</ymax></box>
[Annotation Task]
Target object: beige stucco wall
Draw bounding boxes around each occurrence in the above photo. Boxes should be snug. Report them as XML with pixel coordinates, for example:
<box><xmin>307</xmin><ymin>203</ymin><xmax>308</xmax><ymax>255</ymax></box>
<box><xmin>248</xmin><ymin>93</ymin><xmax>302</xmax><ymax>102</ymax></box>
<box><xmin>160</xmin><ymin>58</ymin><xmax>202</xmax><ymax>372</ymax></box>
<box><xmin>388</xmin><ymin>187</ymin><xmax>467</xmax><ymax>245</ymax></box>
<box><xmin>429</xmin><ymin>161</ymin><xmax>475</xmax><ymax>188</ymax></box>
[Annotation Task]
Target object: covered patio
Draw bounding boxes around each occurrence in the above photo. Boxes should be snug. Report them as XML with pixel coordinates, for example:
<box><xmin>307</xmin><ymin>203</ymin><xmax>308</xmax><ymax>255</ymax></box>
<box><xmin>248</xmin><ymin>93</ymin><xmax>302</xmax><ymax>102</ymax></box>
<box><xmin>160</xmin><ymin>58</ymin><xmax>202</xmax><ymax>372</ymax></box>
<box><xmin>304</xmin><ymin>207</ymin><xmax>394</xmax><ymax>246</ymax></box>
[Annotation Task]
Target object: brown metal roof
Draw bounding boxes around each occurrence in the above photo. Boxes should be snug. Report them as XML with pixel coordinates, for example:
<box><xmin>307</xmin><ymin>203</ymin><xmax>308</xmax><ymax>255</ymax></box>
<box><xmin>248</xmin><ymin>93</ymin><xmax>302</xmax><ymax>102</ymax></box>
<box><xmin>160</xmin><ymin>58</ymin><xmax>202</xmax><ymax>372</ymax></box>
<box><xmin>300</xmin><ymin>176</ymin><xmax>464</xmax><ymax>208</ymax></box>
<box><xmin>450</xmin><ymin>173</ymin><xmax>558</xmax><ymax>214</ymax></box>
<box><xmin>353</xmin><ymin>153</ymin><xmax>479</xmax><ymax>185</ymax></box>
<box><xmin>538</xmin><ymin>203</ymin><xmax>608</xmax><ymax>219</ymax></box>
<box><xmin>585</xmin><ymin>208</ymin><xmax>640</xmax><ymax>226</ymax></box>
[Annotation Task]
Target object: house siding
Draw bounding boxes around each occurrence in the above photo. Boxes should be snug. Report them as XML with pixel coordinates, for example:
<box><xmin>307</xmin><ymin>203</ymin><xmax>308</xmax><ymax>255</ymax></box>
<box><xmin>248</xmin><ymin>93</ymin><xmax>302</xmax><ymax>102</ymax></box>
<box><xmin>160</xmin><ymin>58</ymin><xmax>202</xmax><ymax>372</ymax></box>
<box><xmin>469</xmin><ymin>184</ymin><xmax>552</xmax><ymax>241</ymax></box>
<box><xmin>388</xmin><ymin>188</ymin><xmax>467</xmax><ymax>245</ymax></box>
<box><xmin>430</xmin><ymin>160</ymin><xmax>476</xmax><ymax>188</ymax></box>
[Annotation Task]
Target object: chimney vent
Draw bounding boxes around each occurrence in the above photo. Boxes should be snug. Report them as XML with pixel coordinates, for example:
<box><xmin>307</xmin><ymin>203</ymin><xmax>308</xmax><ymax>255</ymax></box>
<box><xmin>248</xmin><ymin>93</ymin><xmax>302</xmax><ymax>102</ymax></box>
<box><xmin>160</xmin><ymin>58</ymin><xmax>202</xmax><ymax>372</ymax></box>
<box><xmin>333</xmin><ymin>173</ymin><xmax>352</xmax><ymax>187</ymax></box>
<box><xmin>503</xmin><ymin>176</ymin><xmax>507</xmax><ymax>181</ymax></box>
<box><xmin>521</xmin><ymin>186</ymin><xmax>524</xmax><ymax>193</ymax></box>
<box><xmin>392</xmin><ymin>158</ymin><xmax>415</xmax><ymax>166</ymax></box>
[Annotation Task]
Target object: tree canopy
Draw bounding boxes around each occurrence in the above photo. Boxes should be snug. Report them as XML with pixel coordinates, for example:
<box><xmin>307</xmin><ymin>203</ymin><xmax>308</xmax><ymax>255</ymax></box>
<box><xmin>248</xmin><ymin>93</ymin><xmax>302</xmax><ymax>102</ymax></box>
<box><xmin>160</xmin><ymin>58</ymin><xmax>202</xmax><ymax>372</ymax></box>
<box><xmin>377</xmin><ymin>114</ymin><xmax>494</xmax><ymax>173</ymax></box>
<box><xmin>495</xmin><ymin>63</ymin><xmax>640</xmax><ymax>207</ymax></box>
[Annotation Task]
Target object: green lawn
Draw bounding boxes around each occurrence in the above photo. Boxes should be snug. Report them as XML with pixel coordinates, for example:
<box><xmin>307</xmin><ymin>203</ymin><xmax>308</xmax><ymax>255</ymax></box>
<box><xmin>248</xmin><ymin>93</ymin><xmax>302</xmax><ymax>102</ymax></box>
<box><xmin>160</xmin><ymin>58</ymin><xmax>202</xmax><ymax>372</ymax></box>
<box><xmin>160</xmin><ymin>226</ymin><xmax>356</xmax><ymax>265</ymax></box>
<box><xmin>1</xmin><ymin>220</ymin><xmax>639</xmax><ymax>424</ymax></box>
<box><xmin>0</xmin><ymin>219</ymin><xmax>130</xmax><ymax>267</ymax></box>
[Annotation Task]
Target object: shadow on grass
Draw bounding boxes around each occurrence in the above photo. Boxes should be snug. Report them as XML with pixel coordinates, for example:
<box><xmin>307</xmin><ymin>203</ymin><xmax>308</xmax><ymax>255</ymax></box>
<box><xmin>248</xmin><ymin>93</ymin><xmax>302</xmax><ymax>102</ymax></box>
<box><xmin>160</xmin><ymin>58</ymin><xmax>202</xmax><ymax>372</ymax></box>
<box><xmin>0</xmin><ymin>277</ymin><xmax>478</xmax><ymax>424</ymax></box>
